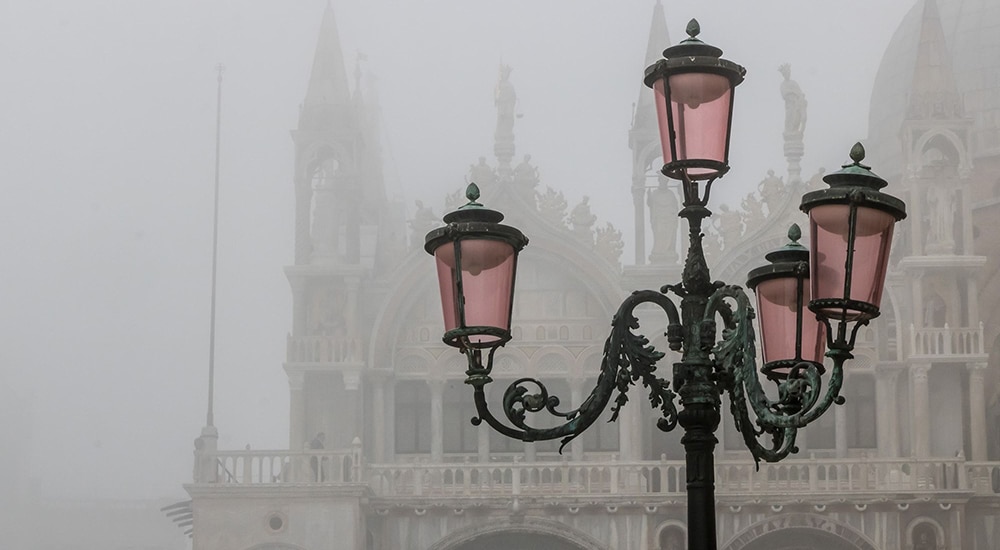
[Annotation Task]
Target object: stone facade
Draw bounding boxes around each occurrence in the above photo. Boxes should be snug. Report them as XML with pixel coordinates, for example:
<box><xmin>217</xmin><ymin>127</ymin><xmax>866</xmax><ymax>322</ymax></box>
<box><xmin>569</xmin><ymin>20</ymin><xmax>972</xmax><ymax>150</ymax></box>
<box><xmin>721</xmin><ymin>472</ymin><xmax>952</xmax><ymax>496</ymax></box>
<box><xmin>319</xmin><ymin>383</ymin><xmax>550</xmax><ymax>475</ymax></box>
<box><xmin>183</xmin><ymin>2</ymin><xmax>1000</xmax><ymax>549</ymax></box>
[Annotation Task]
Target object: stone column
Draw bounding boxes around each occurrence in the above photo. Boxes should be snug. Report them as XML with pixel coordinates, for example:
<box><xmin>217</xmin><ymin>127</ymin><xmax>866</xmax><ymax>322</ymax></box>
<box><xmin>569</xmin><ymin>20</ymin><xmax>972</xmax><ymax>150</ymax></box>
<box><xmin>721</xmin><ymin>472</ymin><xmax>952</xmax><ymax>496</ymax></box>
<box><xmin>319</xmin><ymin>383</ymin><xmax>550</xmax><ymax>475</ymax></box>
<box><xmin>385</xmin><ymin>380</ymin><xmax>396</xmax><ymax>460</ymax></box>
<box><xmin>834</xmin><ymin>402</ymin><xmax>848</xmax><ymax>458</ymax></box>
<box><xmin>570</xmin><ymin>379</ymin><xmax>585</xmax><ymax>462</ymax></box>
<box><xmin>875</xmin><ymin>365</ymin><xmax>902</xmax><ymax>457</ymax></box>
<box><xmin>911</xmin><ymin>363</ymin><xmax>932</xmax><ymax>457</ymax></box>
<box><xmin>478</xmin><ymin>421</ymin><xmax>490</xmax><ymax>463</ymax></box>
<box><xmin>633</xmin><ymin>182</ymin><xmax>646</xmax><ymax>266</ymax></box>
<box><xmin>968</xmin><ymin>362</ymin><xmax>989</xmax><ymax>460</ymax></box>
<box><xmin>372</xmin><ymin>374</ymin><xmax>386</xmax><ymax>462</ymax></box>
<box><xmin>288</xmin><ymin>370</ymin><xmax>306</xmax><ymax>450</ymax></box>
<box><xmin>430</xmin><ymin>380</ymin><xmax>445</xmax><ymax>463</ymax></box>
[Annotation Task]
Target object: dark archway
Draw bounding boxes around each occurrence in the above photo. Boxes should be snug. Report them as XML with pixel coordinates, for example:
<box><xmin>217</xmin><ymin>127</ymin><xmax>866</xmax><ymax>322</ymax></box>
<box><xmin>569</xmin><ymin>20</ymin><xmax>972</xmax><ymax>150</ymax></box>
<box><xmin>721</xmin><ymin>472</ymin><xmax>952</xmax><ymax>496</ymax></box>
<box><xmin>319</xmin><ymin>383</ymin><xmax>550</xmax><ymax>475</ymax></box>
<box><xmin>449</xmin><ymin>532</ymin><xmax>589</xmax><ymax>550</ymax></box>
<box><xmin>430</xmin><ymin>517</ymin><xmax>604</xmax><ymax>550</ymax></box>
<box><xmin>722</xmin><ymin>514</ymin><xmax>878</xmax><ymax>550</ymax></box>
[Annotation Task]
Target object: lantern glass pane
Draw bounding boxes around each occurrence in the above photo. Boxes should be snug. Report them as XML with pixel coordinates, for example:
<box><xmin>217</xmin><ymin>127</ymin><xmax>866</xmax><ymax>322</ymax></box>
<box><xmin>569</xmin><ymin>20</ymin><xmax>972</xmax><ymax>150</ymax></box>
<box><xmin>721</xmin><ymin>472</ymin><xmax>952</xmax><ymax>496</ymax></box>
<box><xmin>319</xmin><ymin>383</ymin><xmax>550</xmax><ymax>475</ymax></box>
<box><xmin>755</xmin><ymin>277</ymin><xmax>826</xmax><ymax>373</ymax></box>
<box><xmin>660</xmin><ymin>72</ymin><xmax>732</xmax><ymax>178</ymax></box>
<box><xmin>809</xmin><ymin>204</ymin><xmax>896</xmax><ymax>320</ymax></box>
<box><xmin>435</xmin><ymin>238</ymin><xmax>516</xmax><ymax>345</ymax></box>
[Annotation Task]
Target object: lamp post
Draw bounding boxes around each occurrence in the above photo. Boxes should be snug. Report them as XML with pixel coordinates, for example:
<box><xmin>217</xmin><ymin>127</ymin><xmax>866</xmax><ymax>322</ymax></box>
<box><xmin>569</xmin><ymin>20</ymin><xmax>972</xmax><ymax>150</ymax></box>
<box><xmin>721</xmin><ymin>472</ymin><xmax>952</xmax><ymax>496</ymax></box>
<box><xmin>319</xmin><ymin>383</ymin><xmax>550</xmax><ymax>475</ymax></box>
<box><xmin>425</xmin><ymin>20</ymin><xmax>905</xmax><ymax>550</ymax></box>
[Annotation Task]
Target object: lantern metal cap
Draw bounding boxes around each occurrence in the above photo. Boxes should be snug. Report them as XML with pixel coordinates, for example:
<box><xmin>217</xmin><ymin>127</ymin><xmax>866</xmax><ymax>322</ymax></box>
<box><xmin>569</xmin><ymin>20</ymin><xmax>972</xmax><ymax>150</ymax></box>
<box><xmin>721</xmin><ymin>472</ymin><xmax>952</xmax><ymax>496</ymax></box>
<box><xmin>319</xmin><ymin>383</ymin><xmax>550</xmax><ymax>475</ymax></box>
<box><xmin>822</xmin><ymin>142</ymin><xmax>888</xmax><ymax>190</ymax></box>
<box><xmin>443</xmin><ymin>183</ymin><xmax>505</xmax><ymax>224</ymax></box>
<box><xmin>643</xmin><ymin>19</ymin><xmax>746</xmax><ymax>89</ymax></box>
<box><xmin>663</xmin><ymin>19</ymin><xmax>723</xmax><ymax>58</ymax></box>
<box><xmin>746</xmin><ymin>224</ymin><xmax>809</xmax><ymax>291</ymax></box>
<box><xmin>800</xmin><ymin>143</ymin><xmax>907</xmax><ymax>221</ymax></box>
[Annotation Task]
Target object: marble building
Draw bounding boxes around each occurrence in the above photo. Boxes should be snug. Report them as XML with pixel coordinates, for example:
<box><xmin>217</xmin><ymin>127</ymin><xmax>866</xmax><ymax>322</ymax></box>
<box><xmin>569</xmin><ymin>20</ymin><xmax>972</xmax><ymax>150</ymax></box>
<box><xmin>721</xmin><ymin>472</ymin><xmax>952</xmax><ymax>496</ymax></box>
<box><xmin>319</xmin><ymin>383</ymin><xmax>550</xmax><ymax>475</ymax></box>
<box><xmin>180</xmin><ymin>1</ymin><xmax>1000</xmax><ymax>549</ymax></box>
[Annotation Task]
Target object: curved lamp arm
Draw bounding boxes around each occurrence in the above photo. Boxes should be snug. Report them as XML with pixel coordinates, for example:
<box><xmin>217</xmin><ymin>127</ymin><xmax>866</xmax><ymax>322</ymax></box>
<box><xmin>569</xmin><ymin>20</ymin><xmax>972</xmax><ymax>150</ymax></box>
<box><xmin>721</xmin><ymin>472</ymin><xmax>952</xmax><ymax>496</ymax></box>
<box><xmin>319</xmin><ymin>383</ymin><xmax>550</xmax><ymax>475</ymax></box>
<box><xmin>463</xmin><ymin>290</ymin><xmax>683</xmax><ymax>453</ymax></box>
<box><xmin>704</xmin><ymin>285</ymin><xmax>849</xmax><ymax>465</ymax></box>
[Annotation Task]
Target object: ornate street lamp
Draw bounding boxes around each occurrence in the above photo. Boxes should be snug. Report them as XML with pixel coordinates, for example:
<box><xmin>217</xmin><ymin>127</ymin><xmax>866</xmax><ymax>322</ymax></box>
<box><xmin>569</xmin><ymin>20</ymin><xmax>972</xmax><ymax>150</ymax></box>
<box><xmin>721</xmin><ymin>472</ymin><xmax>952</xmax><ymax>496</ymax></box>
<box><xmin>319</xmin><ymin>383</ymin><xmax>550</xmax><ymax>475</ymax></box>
<box><xmin>425</xmin><ymin>20</ymin><xmax>905</xmax><ymax>550</ymax></box>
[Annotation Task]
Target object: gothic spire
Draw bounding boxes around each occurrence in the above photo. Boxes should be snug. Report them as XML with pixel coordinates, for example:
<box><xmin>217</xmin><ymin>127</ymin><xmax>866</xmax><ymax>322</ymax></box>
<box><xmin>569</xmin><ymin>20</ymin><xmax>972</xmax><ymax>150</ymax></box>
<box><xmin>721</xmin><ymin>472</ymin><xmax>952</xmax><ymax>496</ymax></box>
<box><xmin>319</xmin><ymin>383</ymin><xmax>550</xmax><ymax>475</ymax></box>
<box><xmin>300</xmin><ymin>3</ymin><xmax>351</xmax><ymax>126</ymax></box>
<box><xmin>631</xmin><ymin>0</ymin><xmax>671</xmax><ymax>135</ymax></box>
<box><xmin>906</xmin><ymin>0</ymin><xmax>964</xmax><ymax>120</ymax></box>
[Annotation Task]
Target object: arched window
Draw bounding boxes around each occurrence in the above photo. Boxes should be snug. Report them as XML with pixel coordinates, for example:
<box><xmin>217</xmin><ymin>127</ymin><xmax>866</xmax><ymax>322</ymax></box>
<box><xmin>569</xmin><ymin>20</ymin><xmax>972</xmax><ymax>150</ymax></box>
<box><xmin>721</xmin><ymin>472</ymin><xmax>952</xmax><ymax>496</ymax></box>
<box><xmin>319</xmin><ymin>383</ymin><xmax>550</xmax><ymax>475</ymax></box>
<box><xmin>846</xmin><ymin>373</ymin><xmax>877</xmax><ymax>449</ymax></box>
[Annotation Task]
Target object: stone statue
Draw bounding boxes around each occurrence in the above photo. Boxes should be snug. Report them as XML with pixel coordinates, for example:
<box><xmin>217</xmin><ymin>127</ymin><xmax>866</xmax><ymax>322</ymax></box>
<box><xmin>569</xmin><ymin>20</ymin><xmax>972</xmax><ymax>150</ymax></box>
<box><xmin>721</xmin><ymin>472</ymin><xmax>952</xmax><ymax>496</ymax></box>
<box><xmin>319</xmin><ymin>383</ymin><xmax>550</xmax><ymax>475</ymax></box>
<box><xmin>806</xmin><ymin>167</ymin><xmax>827</xmax><ymax>192</ymax></box>
<box><xmin>716</xmin><ymin>204</ymin><xmax>743</xmax><ymax>249</ymax></box>
<box><xmin>595</xmin><ymin>222</ymin><xmax>624</xmax><ymax>267</ymax></box>
<box><xmin>513</xmin><ymin>154</ymin><xmax>540</xmax><ymax>189</ymax></box>
<box><xmin>468</xmin><ymin>156</ymin><xmax>497</xmax><ymax>188</ymax></box>
<box><xmin>408</xmin><ymin>200</ymin><xmax>438</xmax><ymax>247</ymax></box>
<box><xmin>537</xmin><ymin>187</ymin><xmax>568</xmax><ymax>228</ymax></box>
<box><xmin>779</xmin><ymin>63</ymin><xmax>807</xmax><ymax>137</ymax></box>
<box><xmin>926</xmin><ymin>185</ymin><xmax>955</xmax><ymax>251</ymax></box>
<box><xmin>495</xmin><ymin>64</ymin><xmax>516</xmax><ymax>140</ymax></box>
<box><xmin>648</xmin><ymin>184</ymin><xmax>678</xmax><ymax>263</ymax></box>
<box><xmin>757</xmin><ymin>169</ymin><xmax>785</xmax><ymax>210</ymax></box>
<box><xmin>570</xmin><ymin>196</ymin><xmax>598</xmax><ymax>239</ymax></box>
<box><xmin>913</xmin><ymin>525</ymin><xmax>937</xmax><ymax>550</ymax></box>
<box><xmin>741</xmin><ymin>193</ymin><xmax>765</xmax><ymax>230</ymax></box>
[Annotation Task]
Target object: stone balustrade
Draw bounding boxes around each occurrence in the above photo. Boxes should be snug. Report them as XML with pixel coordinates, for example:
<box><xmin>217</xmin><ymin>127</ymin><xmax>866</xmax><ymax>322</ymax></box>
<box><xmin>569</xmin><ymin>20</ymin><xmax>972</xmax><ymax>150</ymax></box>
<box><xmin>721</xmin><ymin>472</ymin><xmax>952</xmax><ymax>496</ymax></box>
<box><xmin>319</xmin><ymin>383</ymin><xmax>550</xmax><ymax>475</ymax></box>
<box><xmin>193</xmin><ymin>451</ymin><xmax>1000</xmax><ymax>500</ymax></box>
<box><xmin>909</xmin><ymin>323</ymin><xmax>985</xmax><ymax>359</ymax></box>
<box><xmin>286</xmin><ymin>334</ymin><xmax>362</xmax><ymax>363</ymax></box>
<box><xmin>201</xmin><ymin>449</ymin><xmax>361</xmax><ymax>484</ymax></box>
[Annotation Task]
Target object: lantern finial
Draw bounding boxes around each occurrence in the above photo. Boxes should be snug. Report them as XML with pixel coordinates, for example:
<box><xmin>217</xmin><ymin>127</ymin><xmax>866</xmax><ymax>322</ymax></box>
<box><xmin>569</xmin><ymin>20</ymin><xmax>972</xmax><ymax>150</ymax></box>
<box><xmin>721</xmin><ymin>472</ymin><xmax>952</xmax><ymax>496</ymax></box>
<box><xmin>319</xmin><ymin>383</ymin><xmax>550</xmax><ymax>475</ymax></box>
<box><xmin>686</xmin><ymin>19</ymin><xmax>700</xmax><ymax>39</ymax></box>
<box><xmin>849</xmin><ymin>142</ymin><xmax>865</xmax><ymax>165</ymax></box>
<box><xmin>787</xmin><ymin>223</ymin><xmax>801</xmax><ymax>243</ymax></box>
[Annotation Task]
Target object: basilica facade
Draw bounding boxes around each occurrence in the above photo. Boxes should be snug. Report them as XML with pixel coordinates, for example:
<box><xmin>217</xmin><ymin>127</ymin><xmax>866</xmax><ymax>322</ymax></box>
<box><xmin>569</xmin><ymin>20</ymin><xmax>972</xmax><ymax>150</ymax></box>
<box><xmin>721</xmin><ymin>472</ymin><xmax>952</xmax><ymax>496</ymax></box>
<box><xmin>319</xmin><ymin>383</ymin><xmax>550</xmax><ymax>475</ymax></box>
<box><xmin>182</xmin><ymin>1</ymin><xmax>1000</xmax><ymax>549</ymax></box>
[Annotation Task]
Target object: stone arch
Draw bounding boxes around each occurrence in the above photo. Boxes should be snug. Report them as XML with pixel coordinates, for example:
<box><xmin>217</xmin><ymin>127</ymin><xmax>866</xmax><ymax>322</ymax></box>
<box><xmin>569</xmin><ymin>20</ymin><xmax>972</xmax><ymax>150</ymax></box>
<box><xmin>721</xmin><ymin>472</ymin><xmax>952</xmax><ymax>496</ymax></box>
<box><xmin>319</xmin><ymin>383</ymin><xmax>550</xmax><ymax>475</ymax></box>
<box><xmin>911</xmin><ymin>128</ymin><xmax>970</xmax><ymax>174</ymax></box>
<box><xmin>721</xmin><ymin>513</ymin><xmax>878</xmax><ymax>550</ymax></box>
<box><xmin>246</xmin><ymin>544</ymin><xmax>308</xmax><ymax>550</ymax></box>
<box><xmin>653</xmin><ymin>519</ymin><xmax>686</xmax><ymax>550</ymax></box>
<box><xmin>905</xmin><ymin>516</ymin><xmax>946</xmax><ymax>549</ymax></box>
<box><xmin>429</xmin><ymin>517</ymin><xmax>605</xmax><ymax>550</ymax></box>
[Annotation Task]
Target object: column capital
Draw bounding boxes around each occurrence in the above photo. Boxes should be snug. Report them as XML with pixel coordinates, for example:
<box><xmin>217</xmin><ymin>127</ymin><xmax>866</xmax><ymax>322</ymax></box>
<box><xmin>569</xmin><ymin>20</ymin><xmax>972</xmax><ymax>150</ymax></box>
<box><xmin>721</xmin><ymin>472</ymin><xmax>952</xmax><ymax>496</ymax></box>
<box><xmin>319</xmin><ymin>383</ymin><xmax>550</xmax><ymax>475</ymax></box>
<box><xmin>343</xmin><ymin>370</ymin><xmax>362</xmax><ymax>391</ymax></box>
<box><xmin>968</xmin><ymin>361</ymin><xmax>989</xmax><ymax>373</ymax></box>
<box><xmin>874</xmin><ymin>362</ymin><xmax>906</xmax><ymax>380</ymax></box>
<box><xmin>911</xmin><ymin>363</ymin><xmax>932</xmax><ymax>379</ymax></box>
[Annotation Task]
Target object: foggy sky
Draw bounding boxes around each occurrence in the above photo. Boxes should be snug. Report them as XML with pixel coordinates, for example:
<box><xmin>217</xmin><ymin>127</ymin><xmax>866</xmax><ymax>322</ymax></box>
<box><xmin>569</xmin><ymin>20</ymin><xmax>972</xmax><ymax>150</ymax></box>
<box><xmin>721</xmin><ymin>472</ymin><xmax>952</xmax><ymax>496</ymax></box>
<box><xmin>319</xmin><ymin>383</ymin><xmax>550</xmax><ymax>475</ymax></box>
<box><xmin>0</xmin><ymin>0</ymin><xmax>913</xmax><ymax>501</ymax></box>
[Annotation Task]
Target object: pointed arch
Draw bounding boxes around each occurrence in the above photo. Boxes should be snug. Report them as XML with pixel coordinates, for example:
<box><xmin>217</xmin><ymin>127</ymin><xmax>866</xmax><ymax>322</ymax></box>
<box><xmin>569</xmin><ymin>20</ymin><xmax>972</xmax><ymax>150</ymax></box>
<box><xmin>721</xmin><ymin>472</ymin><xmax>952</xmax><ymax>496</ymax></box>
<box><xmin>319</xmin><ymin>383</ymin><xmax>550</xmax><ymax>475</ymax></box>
<box><xmin>429</xmin><ymin>517</ymin><xmax>605</xmax><ymax>550</ymax></box>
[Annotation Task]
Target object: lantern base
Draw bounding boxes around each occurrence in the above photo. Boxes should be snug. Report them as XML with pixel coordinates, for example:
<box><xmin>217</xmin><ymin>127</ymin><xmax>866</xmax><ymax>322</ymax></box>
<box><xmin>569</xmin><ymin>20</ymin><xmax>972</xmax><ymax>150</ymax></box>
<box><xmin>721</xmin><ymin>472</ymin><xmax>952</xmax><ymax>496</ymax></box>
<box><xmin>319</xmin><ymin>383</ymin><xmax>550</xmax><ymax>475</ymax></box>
<box><xmin>661</xmin><ymin>158</ymin><xmax>729</xmax><ymax>182</ymax></box>
<box><xmin>808</xmin><ymin>298</ymin><xmax>881</xmax><ymax>323</ymax></box>
<box><xmin>761</xmin><ymin>360</ymin><xmax>825</xmax><ymax>382</ymax></box>
<box><xmin>443</xmin><ymin>326</ymin><xmax>512</xmax><ymax>350</ymax></box>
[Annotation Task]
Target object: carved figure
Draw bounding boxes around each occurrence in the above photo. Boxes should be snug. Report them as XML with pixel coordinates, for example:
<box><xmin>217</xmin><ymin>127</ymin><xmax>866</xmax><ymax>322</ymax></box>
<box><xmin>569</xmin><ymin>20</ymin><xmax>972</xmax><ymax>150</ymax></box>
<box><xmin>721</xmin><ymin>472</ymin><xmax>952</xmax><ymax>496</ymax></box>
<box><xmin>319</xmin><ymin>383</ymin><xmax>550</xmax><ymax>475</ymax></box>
<box><xmin>716</xmin><ymin>204</ymin><xmax>743</xmax><ymax>248</ymax></box>
<box><xmin>513</xmin><ymin>154</ymin><xmax>540</xmax><ymax>188</ymax></box>
<box><xmin>408</xmin><ymin>200</ymin><xmax>438</xmax><ymax>247</ymax></box>
<box><xmin>495</xmin><ymin>64</ymin><xmax>516</xmax><ymax>138</ymax></box>
<box><xmin>468</xmin><ymin>156</ymin><xmax>497</xmax><ymax>188</ymax></box>
<box><xmin>648</xmin><ymin>184</ymin><xmax>679</xmax><ymax>263</ymax></box>
<box><xmin>926</xmin><ymin>185</ymin><xmax>955</xmax><ymax>250</ymax></box>
<box><xmin>595</xmin><ymin>222</ymin><xmax>624</xmax><ymax>266</ymax></box>
<box><xmin>779</xmin><ymin>64</ymin><xmax>807</xmax><ymax>137</ymax></box>
<box><xmin>741</xmin><ymin>193</ymin><xmax>765</xmax><ymax>230</ymax></box>
<box><xmin>537</xmin><ymin>187</ymin><xmax>568</xmax><ymax>228</ymax></box>
<box><xmin>757</xmin><ymin>169</ymin><xmax>785</xmax><ymax>209</ymax></box>
<box><xmin>570</xmin><ymin>196</ymin><xmax>598</xmax><ymax>238</ymax></box>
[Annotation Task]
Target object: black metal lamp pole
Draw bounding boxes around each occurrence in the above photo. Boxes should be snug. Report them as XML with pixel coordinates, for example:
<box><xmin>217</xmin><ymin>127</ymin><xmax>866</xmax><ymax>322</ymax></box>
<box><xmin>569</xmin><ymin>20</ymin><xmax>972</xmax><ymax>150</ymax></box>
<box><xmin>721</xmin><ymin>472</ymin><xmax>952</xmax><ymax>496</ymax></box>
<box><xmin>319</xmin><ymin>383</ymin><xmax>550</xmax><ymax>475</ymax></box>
<box><xmin>425</xmin><ymin>20</ymin><xmax>906</xmax><ymax>550</ymax></box>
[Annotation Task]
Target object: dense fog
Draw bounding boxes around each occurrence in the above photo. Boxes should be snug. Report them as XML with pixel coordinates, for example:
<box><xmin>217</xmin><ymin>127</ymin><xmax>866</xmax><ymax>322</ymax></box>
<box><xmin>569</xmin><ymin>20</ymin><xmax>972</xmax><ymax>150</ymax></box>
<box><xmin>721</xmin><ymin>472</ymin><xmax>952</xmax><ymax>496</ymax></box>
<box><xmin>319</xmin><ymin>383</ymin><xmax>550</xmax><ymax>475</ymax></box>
<box><xmin>0</xmin><ymin>0</ymin><xmax>919</xmax><ymax>545</ymax></box>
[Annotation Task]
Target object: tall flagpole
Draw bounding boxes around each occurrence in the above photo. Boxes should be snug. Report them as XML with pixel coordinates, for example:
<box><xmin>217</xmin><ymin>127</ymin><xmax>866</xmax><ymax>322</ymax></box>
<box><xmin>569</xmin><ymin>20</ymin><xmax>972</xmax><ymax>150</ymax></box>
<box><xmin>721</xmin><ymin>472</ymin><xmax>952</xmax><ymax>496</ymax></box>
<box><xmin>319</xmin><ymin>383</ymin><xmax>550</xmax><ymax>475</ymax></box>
<box><xmin>207</xmin><ymin>63</ymin><xmax>224</xmax><ymax>428</ymax></box>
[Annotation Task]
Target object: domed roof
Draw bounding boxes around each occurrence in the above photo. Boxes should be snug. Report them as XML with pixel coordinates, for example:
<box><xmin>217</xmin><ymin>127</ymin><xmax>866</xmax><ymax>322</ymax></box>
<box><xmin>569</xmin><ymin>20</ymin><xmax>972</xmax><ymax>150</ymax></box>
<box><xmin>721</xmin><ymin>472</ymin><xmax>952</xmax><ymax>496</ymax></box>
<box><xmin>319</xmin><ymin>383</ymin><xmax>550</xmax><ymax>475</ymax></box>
<box><xmin>868</xmin><ymin>0</ymin><xmax>1000</xmax><ymax>177</ymax></box>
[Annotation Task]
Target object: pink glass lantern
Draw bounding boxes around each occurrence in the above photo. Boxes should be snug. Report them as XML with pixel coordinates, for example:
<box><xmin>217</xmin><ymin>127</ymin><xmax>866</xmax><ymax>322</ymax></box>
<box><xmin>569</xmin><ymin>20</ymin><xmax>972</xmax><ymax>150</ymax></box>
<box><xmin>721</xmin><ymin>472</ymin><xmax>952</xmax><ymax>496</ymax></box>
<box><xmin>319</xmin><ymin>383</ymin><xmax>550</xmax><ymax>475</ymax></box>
<box><xmin>747</xmin><ymin>225</ymin><xmax>826</xmax><ymax>380</ymax></box>
<box><xmin>425</xmin><ymin>184</ymin><xmax>528</xmax><ymax>349</ymax></box>
<box><xmin>644</xmin><ymin>19</ymin><xmax>745</xmax><ymax>183</ymax></box>
<box><xmin>800</xmin><ymin>143</ymin><xmax>906</xmax><ymax>324</ymax></box>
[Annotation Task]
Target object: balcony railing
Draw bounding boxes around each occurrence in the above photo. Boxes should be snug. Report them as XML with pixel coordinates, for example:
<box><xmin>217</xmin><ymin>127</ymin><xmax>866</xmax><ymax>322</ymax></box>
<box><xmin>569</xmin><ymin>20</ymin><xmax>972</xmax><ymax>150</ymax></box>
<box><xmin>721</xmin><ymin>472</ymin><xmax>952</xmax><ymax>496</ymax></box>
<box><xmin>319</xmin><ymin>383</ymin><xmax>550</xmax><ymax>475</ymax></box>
<box><xmin>286</xmin><ymin>334</ymin><xmax>362</xmax><ymax>364</ymax></box>
<box><xmin>909</xmin><ymin>323</ymin><xmax>985</xmax><ymax>359</ymax></box>
<box><xmin>196</xmin><ymin>449</ymin><xmax>361</xmax><ymax>484</ymax></box>
<box><xmin>192</xmin><ymin>449</ymin><xmax>1000</xmax><ymax>500</ymax></box>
